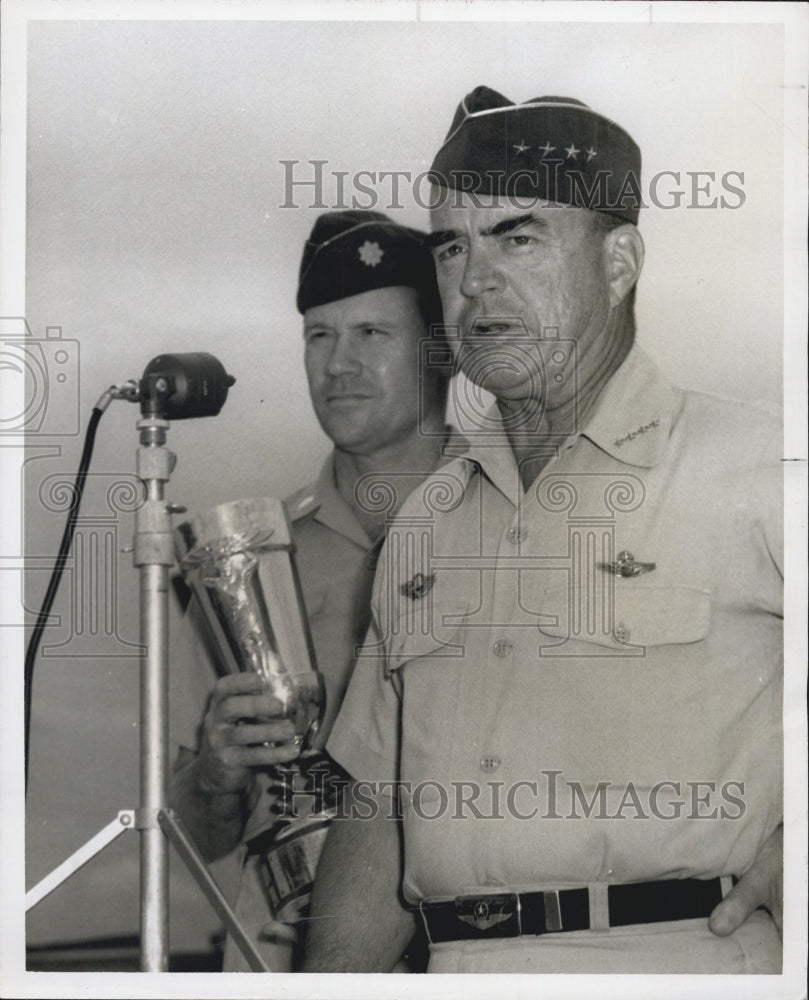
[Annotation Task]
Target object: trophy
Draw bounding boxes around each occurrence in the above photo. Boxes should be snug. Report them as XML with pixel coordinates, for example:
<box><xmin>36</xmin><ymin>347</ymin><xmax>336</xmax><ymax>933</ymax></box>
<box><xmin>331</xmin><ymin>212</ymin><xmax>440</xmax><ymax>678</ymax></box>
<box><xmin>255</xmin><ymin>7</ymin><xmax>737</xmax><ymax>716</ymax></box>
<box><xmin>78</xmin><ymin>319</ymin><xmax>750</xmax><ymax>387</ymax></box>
<box><xmin>175</xmin><ymin>497</ymin><xmax>338</xmax><ymax>925</ymax></box>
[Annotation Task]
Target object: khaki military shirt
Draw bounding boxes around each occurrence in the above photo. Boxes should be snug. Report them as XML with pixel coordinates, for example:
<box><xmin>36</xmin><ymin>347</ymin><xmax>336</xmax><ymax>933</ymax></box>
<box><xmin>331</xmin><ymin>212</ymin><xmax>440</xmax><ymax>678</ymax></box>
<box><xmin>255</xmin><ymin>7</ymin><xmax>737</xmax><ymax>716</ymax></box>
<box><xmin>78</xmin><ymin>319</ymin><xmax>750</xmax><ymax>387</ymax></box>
<box><xmin>328</xmin><ymin>346</ymin><xmax>783</xmax><ymax>907</ymax></box>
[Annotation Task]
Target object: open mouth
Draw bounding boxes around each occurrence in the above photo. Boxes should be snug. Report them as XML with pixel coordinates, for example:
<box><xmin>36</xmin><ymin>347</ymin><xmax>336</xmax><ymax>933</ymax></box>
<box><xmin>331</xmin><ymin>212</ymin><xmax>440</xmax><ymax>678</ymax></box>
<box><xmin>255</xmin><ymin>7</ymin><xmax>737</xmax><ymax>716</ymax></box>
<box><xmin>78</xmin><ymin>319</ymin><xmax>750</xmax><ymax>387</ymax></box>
<box><xmin>469</xmin><ymin>318</ymin><xmax>527</xmax><ymax>336</ymax></box>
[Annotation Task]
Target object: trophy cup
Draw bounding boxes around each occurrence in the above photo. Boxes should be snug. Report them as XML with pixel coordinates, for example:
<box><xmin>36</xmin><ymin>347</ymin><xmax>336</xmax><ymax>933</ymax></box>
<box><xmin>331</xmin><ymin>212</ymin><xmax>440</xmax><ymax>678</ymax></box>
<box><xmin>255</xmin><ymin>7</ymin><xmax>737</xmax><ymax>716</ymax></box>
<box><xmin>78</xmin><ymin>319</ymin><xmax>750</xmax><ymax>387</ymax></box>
<box><xmin>175</xmin><ymin>497</ymin><xmax>339</xmax><ymax>925</ymax></box>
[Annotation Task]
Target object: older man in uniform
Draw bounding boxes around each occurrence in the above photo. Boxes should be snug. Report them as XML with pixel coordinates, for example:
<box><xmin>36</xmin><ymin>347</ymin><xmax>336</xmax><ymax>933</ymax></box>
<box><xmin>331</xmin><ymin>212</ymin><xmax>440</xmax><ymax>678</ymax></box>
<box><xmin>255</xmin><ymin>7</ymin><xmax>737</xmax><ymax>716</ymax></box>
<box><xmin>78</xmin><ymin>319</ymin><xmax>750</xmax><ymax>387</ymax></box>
<box><xmin>304</xmin><ymin>89</ymin><xmax>783</xmax><ymax>973</ymax></box>
<box><xmin>169</xmin><ymin>209</ymin><xmax>448</xmax><ymax>970</ymax></box>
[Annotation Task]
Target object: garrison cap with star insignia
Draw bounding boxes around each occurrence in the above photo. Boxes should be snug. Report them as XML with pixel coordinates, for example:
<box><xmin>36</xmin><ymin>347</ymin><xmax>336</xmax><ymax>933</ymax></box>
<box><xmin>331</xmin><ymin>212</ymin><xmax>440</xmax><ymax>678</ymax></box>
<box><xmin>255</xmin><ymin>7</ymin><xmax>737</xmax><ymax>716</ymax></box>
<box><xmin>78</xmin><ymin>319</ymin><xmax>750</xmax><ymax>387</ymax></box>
<box><xmin>296</xmin><ymin>209</ymin><xmax>441</xmax><ymax>313</ymax></box>
<box><xmin>429</xmin><ymin>86</ymin><xmax>643</xmax><ymax>224</ymax></box>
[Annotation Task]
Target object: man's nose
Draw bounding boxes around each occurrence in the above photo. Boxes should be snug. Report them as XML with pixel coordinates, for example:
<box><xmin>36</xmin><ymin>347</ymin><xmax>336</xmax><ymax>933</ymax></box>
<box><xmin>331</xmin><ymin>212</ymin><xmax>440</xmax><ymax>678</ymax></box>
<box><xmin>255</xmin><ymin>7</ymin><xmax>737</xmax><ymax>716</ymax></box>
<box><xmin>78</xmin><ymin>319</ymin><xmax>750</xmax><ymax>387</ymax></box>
<box><xmin>460</xmin><ymin>245</ymin><xmax>503</xmax><ymax>299</ymax></box>
<box><xmin>325</xmin><ymin>332</ymin><xmax>361</xmax><ymax>375</ymax></box>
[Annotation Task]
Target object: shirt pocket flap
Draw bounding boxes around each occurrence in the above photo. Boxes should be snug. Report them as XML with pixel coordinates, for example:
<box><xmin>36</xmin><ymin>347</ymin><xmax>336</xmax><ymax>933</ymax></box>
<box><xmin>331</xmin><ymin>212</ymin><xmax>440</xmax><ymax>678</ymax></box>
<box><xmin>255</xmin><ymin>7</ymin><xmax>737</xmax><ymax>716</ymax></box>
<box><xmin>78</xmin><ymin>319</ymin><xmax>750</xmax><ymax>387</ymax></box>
<box><xmin>385</xmin><ymin>601</ymin><xmax>469</xmax><ymax>674</ymax></box>
<box><xmin>537</xmin><ymin>584</ymin><xmax>712</xmax><ymax>648</ymax></box>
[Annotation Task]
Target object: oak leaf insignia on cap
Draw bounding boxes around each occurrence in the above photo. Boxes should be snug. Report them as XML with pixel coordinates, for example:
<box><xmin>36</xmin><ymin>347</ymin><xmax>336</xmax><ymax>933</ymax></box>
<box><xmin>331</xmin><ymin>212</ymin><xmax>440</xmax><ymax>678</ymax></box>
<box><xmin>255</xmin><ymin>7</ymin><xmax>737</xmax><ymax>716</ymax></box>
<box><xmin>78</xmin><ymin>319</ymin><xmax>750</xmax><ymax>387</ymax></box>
<box><xmin>297</xmin><ymin>209</ymin><xmax>439</xmax><ymax>313</ymax></box>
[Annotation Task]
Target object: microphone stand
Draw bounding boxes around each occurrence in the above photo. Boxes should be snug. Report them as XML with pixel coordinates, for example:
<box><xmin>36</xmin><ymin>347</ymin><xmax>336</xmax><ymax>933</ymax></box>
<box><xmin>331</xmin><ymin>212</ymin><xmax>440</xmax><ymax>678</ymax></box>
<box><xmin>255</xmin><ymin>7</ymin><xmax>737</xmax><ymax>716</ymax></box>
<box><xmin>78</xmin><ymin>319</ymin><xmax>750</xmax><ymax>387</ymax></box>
<box><xmin>134</xmin><ymin>408</ymin><xmax>174</xmax><ymax>971</ymax></box>
<box><xmin>26</xmin><ymin>371</ymin><xmax>269</xmax><ymax>972</ymax></box>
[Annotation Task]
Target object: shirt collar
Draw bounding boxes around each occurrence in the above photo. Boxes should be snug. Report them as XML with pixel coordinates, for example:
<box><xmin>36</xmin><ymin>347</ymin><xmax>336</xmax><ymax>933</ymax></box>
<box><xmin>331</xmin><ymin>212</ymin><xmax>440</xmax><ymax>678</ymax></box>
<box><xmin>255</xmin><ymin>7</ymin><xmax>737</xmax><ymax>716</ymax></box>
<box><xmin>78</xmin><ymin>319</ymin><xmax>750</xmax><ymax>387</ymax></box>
<box><xmin>292</xmin><ymin>431</ymin><xmax>471</xmax><ymax>548</ymax></box>
<box><xmin>443</xmin><ymin>415</ymin><xmax>525</xmax><ymax>508</ymax></box>
<box><xmin>290</xmin><ymin>453</ymin><xmax>374</xmax><ymax>550</ymax></box>
<box><xmin>579</xmin><ymin>344</ymin><xmax>673</xmax><ymax>467</ymax></box>
<box><xmin>442</xmin><ymin>345</ymin><xmax>673</xmax><ymax>501</ymax></box>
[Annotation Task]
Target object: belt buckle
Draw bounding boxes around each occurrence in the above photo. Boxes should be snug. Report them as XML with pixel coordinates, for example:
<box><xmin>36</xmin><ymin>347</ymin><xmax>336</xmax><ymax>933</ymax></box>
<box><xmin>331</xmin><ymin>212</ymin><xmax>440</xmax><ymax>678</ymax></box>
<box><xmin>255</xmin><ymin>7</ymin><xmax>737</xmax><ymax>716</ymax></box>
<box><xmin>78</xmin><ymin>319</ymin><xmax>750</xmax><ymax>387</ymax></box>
<box><xmin>454</xmin><ymin>892</ymin><xmax>520</xmax><ymax>938</ymax></box>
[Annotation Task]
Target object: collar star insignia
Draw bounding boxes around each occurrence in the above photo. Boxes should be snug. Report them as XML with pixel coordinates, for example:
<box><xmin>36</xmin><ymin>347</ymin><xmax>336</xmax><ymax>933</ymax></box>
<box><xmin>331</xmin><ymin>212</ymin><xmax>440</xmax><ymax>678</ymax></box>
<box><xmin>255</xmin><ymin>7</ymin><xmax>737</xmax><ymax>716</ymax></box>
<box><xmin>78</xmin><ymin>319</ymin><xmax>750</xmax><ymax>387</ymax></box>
<box><xmin>399</xmin><ymin>572</ymin><xmax>436</xmax><ymax>601</ymax></box>
<box><xmin>513</xmin><ymin>140</ymin><xmax>530</xmax><ymax>155</ymax></box>
<box><xmin>565</xmin><ymin>144</ymin><xmax>580</xmax><ymax>160</ymax></box>
<box><xmin>538</xmin><ymin>141</ymin><xmax>556</xmax><ymax>156</ymax></box>
<box><xmin>358</xmin><ymin>240</ymin><xmax>384</xmax><ymax>267</ymax></box>
<box><xmin>585</xmin><ymin>146</ymin><xmax>597</xmax><ymax>162</ymax></box>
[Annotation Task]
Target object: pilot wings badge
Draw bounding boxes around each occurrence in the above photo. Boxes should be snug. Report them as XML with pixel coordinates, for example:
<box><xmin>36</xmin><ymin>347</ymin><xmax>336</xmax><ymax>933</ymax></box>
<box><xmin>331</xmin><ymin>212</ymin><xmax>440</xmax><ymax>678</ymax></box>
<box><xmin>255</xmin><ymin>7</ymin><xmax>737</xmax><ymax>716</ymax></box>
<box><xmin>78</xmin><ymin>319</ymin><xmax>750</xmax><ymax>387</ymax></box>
<box><xmin>597</xmin><ymin>550</ymin><xmax>656</xmax><ymax>577</ymax></box>
<box><xmin>399</xmin><ymin>572</ymin><xmax>436</xmax><ymax>601</ymax></box>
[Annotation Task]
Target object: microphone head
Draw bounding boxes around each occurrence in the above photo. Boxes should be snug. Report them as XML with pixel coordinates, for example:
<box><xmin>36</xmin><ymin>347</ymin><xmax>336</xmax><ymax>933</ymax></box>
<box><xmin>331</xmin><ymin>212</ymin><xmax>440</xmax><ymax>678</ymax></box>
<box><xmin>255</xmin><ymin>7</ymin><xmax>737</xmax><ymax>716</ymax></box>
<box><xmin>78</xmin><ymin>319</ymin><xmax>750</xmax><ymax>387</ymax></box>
<box><xmin>139</xmin><ymin>352</ymin><xmax>235</xmax><ymax>419</ymax></box>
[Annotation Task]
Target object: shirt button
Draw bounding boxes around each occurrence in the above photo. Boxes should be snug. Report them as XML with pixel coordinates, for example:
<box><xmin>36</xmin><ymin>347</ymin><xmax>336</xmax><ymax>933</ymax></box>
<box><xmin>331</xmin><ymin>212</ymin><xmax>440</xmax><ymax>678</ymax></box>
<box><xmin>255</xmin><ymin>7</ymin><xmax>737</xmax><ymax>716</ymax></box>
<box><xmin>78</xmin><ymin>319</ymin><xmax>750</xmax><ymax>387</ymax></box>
<box><xmin>480</xmin><ymin>756</ymin><xmax>501</xmax><ymax>773</ymax></box>
<box><xmin>492</xmin><ymin>640</ymin><xmax>513</xmax><ymax>658</ymax></box>
<box><xmin>614</xmin><ymin>622</ymin><xmax>630</xmax><ymax>643</ymax></box>
<box><xmin>506</xmin><ymin>526</ymin><xmax>526</xmax><ymax>544</ymax></box>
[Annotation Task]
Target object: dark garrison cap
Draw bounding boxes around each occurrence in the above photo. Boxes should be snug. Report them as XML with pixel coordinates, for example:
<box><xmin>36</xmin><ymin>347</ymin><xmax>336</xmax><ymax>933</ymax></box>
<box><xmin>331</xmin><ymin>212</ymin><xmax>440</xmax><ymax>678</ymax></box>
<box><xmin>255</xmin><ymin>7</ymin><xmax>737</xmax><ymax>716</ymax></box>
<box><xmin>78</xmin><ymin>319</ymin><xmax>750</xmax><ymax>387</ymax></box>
<box><xmin>297</xmin><ymin>210</ymin><xmax>439</xmax><ymax>313</ymax></box>
<box><xmin>430</xmin><ymin>86</ymin><xmax>642</xmax><ymax>224</ymax></box>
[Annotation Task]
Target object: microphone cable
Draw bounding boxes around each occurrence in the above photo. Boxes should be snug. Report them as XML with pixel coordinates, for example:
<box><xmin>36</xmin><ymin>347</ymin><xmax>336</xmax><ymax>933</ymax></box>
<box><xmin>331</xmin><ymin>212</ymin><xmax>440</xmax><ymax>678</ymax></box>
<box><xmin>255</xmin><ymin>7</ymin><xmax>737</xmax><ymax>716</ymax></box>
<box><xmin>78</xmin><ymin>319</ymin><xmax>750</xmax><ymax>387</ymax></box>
<box><xmin>24</xmin><ymin>359</ymin><xmax>232</xmax><ymax>792</ymax></box>
<box><xmin>24</xmin><ymin>390</ymin><xmax>121</xmax><ymax>793</ymax></box>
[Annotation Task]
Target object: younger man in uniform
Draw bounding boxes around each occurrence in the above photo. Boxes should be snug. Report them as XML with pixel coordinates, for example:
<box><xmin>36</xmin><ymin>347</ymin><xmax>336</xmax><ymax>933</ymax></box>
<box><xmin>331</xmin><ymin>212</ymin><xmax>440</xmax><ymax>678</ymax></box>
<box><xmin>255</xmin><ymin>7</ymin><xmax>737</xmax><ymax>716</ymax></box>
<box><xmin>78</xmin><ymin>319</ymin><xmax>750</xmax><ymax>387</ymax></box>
<box><xmin>169</xmin><ymin>210</ymin><xmax>449</xmax><ymax>970</ymax></box>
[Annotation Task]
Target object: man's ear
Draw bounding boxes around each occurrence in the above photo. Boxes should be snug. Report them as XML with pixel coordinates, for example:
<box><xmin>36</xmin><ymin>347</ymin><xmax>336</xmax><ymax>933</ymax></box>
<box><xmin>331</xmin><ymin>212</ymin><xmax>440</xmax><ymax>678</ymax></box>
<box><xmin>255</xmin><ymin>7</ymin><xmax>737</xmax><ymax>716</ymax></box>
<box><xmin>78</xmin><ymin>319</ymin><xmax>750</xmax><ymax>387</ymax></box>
<box><xmin>605</xmin><ymin>225</ymin><xmax>644</xmax><ymax>307</ymax></box>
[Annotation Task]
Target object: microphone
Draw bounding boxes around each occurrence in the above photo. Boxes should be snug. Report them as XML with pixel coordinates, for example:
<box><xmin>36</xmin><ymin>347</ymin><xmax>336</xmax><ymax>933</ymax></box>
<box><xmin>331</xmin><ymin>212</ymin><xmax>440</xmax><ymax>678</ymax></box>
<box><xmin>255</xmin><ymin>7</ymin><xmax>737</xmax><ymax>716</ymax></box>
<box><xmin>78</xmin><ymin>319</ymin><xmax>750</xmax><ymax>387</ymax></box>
<box><xmin>138</xmin><ymin>352</ymin><xmax>236</xmax><ymax>419</ymax></box>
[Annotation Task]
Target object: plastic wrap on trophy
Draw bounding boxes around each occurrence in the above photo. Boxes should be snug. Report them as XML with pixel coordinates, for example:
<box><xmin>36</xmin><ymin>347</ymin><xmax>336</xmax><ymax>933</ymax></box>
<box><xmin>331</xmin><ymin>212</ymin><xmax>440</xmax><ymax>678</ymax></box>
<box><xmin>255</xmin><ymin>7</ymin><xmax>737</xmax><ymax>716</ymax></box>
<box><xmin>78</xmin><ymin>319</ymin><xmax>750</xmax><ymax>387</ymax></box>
<box><xmin>251</xmin><ymin>756</ymin><xmax>350</xmax><ymax>925</ymax></box>
<box><xmin>174</xmin><ymin>497</ymin><xmax>325</xmax><ymax>751</ymax></box>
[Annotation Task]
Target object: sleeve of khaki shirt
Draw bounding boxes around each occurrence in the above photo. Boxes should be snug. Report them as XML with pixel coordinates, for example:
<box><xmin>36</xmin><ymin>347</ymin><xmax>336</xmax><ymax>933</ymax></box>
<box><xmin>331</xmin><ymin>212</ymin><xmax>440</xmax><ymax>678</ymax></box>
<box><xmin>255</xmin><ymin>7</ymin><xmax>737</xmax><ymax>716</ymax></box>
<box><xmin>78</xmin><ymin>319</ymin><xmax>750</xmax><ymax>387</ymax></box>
<box><xmin>326</xmin><ymin>606</ymin><xmax>401</xmax><ymax>791</ymax></box>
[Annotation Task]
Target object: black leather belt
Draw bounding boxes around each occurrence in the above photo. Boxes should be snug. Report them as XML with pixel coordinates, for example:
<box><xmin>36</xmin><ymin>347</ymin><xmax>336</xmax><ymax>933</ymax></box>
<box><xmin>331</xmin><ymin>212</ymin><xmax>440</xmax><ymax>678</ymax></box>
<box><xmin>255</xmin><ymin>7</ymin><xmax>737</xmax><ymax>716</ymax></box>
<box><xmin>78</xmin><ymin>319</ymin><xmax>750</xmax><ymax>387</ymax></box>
<box><xmin>418</xmin><ymin>877</ymin><xmax>725</xmax><ymax>944</ymax></box>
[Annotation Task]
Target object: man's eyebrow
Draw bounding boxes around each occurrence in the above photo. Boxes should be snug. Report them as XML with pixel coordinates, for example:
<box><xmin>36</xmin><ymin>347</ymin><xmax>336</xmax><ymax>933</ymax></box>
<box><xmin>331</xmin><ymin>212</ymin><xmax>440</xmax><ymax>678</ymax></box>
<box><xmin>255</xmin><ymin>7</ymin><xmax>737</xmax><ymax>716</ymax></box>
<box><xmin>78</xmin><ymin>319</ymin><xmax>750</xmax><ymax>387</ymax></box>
<box><xmin>429</xmin><ymin>214</ymin><xmax>547</xmax><ymax>246</ymax></box>
<box><xmin>348</xmin><ymin>316</ymin><xmax>392</xmax><ymax>329</ymax></box>
<box><xmin>484</xmin><ymin>213</ymin><xmax>546</xmax><ymax>238</ymax></box>
<box><xmin>427</xmin><ymin>229</ymin><xmax>460</xmax><ymax>248</ymax></box>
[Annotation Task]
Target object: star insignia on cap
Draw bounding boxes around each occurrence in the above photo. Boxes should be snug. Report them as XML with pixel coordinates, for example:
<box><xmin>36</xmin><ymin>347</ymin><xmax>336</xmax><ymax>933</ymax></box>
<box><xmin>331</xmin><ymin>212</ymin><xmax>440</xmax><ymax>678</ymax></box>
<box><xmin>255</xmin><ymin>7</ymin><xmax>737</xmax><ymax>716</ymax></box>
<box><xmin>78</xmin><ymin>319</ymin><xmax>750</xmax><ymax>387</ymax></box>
<box><xmin>513</xmin><ymin>140</ymin><xmax>531</xmax><ymax>155</ymax></box>
<box><xmin>585</xmin><ymin>146</ymin><xmax>597</xmax><ymax>162</ymax></box>
<box><xmin>358</xmin><ymin>240</ymin><xmax>384</xmax><ymax>267</ymax></box>
<box><xmin>538</xmin><ymin>141</ymin><xmax>556</xmax><ymax>156</ymax></box>
<box><xmin>565</xmin><ymin>144</ymin><xmax>580</xmax><ymax>160</ymax></box>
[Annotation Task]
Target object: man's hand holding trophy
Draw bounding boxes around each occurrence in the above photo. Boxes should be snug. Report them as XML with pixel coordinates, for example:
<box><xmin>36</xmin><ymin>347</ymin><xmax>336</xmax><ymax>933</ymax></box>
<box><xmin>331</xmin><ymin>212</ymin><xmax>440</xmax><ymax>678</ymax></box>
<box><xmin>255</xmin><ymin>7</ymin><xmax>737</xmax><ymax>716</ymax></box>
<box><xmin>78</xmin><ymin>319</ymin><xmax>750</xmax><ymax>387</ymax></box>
<box><xmin>175</xmin><ymin>497</ymin><xmax>339</xmax><ymax>928</ymax></box>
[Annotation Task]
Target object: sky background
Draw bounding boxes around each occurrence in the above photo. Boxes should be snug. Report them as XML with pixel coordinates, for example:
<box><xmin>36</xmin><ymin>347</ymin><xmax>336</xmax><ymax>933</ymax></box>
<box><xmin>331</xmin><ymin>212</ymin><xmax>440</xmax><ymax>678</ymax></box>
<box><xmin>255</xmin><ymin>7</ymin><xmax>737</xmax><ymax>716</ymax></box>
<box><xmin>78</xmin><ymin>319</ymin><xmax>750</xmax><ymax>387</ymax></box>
<box><xmin>1</xmin><ymin>3</ymin><xmax>804</xmax><ymax>995</ymax></box>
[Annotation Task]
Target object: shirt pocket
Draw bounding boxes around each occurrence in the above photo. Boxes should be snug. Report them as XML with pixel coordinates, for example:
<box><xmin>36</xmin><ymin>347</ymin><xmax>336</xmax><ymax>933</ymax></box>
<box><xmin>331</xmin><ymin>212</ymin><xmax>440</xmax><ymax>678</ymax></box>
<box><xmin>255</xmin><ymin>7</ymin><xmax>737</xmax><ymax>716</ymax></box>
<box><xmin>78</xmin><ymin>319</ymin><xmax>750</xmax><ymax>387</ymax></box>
<box><xmin>386</xmin><ymin>600</ymin><xmax>469</xmax><ymax>675</ymax></box>
<box><xmin>537</xmin><ymin>583</ymin><xmax>713</xmax><ymax>650</ymax></box>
